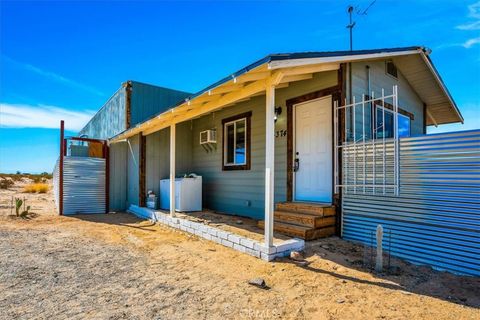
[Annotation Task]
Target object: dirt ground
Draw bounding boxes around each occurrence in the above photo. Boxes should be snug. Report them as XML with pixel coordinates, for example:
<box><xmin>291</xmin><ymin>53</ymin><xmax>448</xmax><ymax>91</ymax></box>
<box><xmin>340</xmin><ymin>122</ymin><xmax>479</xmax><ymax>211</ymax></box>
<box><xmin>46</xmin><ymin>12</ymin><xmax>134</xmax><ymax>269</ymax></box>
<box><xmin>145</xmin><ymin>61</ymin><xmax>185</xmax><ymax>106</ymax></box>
<box><xmin>0</xmin><ymin>179</ymin><xmax>479</xmax><ymax>319</ymax></box>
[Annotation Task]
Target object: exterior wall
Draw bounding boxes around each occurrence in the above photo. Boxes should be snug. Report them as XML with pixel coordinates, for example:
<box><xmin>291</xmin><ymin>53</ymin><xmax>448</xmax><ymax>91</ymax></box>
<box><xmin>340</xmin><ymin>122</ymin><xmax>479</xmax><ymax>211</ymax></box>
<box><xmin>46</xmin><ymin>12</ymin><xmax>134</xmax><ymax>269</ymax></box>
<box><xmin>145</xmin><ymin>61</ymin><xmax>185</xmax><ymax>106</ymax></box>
<box><xmin>145</xmin><ymin>122</ymin><xmax>193</xmax><ymax>199</ymax></box>
<box><xmin>349</xmin><ymin>60</ymin><xmax>425</xmax><ymax>138</ymax></box>
<box><xmin>190</xmin><ymin>71</ymin><xmax>338</xmax><ymax>219</ymax></box>
<box><xmin>109</xmin><ymin>141</ymin><xmax>128</xmax><ymax>211</ymax></box>
<box><xmin>130</xmin><ymin>81</ymin><xmax>191</xmax><ymax>127</ymax></box>
<box><xmin>79</xmin><ymin>87</ymin><xmax>127</xmax><ymax>140</ymax></box>
<box><xmin>127</xmin><ymin>134</ymin><xmax>140</xmax><ymax>207</ymax></box>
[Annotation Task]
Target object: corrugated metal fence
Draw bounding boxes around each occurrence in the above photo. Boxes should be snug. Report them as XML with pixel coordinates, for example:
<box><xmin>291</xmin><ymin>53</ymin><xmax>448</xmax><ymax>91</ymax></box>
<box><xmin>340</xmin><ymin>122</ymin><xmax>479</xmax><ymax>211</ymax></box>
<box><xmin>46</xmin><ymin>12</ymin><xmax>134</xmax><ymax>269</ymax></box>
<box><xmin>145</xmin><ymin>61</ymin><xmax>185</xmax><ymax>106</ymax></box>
<box><xmin>53</xmin><ymin>156</ymin><xmax>106</xmax><ymax>215</ymax></box>
<box><xmin>342</xmin><ymin>130</ymin><xmax>480</xmax><ymax>276</ymax></box>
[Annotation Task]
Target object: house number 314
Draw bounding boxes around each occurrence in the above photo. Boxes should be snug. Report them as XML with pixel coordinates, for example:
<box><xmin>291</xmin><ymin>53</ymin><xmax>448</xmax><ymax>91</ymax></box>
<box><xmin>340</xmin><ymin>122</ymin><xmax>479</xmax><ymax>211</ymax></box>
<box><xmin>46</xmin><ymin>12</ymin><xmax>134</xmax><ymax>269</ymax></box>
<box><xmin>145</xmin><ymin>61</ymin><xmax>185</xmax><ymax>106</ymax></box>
<box><xmin>275</xmin><ymin>130</ymin><xmax>287</xmax><ymax>138</ymax></box>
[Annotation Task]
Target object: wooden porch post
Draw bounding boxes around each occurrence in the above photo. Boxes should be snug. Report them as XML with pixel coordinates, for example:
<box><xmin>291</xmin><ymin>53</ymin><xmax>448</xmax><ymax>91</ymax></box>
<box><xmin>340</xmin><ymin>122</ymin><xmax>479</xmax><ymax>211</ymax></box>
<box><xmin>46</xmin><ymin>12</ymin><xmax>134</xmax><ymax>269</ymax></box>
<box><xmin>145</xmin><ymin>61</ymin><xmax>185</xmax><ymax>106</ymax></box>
<box><xmin>265</xmin><ymin>83</ymin><xmax>275</xmax><ymax>247</ymax></box>
<box><xmin>170</xmin><ymin>124</ymin><xmax>176</xmax><ymax>217</ymax></box>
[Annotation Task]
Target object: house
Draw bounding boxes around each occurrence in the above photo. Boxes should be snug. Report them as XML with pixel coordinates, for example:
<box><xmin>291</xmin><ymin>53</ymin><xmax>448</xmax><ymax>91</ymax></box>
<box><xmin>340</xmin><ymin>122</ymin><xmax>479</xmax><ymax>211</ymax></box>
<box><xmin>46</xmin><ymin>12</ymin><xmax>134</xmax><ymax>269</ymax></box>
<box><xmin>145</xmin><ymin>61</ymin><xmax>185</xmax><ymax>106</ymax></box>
<box><xmin>54</xmin><ymin>47</ymin><xmax>480</xmax><ymax>276</ymax></box>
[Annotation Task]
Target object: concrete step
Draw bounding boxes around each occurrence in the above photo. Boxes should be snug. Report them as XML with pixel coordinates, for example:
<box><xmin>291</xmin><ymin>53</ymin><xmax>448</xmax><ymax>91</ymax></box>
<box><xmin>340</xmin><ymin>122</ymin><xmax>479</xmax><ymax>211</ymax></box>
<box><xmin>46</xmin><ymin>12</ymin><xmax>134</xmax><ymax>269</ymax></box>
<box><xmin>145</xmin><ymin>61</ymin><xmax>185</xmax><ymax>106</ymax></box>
<box><xmin>275</xmin><ymin>202</ymin><xmax>336</xmax><ymax>217</ymax></box>
<box><xmin>274</xmin><ymin>210</ymin><xmax>336</xmax><ymax>228</ymax></box>
<box><xmin>258</xmin><ymin>220</ymin><xmax>336</xmax><ymax>241</ymax></box>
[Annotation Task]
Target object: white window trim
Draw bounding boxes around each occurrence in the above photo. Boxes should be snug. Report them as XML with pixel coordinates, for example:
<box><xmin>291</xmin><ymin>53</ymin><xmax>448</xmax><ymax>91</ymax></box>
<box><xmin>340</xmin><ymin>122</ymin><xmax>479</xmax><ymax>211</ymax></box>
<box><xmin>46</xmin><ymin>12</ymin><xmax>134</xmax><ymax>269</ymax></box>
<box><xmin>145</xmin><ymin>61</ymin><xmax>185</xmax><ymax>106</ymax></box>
<box><xmin>223</xmin><ymin>117</ymin><xmax>247</xmax><ymax>166</ymax></box>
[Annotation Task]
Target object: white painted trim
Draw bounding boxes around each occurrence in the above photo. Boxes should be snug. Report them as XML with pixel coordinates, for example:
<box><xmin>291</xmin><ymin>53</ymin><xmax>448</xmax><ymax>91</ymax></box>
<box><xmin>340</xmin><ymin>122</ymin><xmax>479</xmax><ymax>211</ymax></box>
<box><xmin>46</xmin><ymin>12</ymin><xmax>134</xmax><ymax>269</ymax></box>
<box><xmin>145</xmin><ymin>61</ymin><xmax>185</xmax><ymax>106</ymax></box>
<box><xmin>264</xmin><ymin>84</ymin><xmax>275</xmax><ymax>248</ymax></box>
<box><xmin>223</xmin><ymin>117</ymin><xmax>248</xmax><ymax>166</ymax></box>
<box><xmin>268</xmin><ymin>50</ymin><xmax>420</xmax><ymax>69</ymax></box>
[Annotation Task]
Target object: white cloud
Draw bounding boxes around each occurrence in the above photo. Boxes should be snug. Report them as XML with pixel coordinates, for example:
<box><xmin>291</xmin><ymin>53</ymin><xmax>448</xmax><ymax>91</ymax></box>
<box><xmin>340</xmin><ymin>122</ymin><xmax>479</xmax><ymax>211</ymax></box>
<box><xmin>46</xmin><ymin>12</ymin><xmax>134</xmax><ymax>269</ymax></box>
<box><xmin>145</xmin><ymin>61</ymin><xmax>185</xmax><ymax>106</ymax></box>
<box><xmin>2</xmin><ymin>55</ymin><xmax>104</xmax><ymax>97</ymax></box>
<box><xmin>0</xmin><ymin>103</ymin><xmax>95</xmax><ymax>131</ymax></box>
<box><xmin>457</xmin><ymin>1</ymin><xmax>480</xmax><ymax>30</ymax></box>
<box><xmin>463</xmin><ymin>36</ymin><xmax>480</xmax><ymax>48</ymax></box>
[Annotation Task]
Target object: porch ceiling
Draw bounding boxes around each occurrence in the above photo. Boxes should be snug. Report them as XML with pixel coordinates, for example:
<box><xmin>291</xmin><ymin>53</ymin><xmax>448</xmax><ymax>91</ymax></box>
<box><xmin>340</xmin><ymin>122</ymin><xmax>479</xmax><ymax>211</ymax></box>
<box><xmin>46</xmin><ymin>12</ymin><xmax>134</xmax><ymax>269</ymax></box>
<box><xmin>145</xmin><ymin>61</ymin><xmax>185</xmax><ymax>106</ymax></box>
<box><xmin>393</xmin><ymin>54</ymin><xmax>463</xmax><ymax>126</ymax></box>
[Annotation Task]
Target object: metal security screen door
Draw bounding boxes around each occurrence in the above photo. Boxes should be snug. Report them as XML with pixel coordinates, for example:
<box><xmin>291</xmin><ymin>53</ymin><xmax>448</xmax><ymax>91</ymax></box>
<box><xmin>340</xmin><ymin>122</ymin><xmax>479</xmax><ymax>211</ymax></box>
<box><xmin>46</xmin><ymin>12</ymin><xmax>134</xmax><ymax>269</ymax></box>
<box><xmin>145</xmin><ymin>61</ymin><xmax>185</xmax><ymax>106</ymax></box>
<box><xmin>294</xmin><ymin>96</ymin><xmax>333</xmax><ymax>202</ymax></box>
<box><xmin>334</xmin><ymin>85</ymin><xmax>400</xmax><ymax>196</ymax></box>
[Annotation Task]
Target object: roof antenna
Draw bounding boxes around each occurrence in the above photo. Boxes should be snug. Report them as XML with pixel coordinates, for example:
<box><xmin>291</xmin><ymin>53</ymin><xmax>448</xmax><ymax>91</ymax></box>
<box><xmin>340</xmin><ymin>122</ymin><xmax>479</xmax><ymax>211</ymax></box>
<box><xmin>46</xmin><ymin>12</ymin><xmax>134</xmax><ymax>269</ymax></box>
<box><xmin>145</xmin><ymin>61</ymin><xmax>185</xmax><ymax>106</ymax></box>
<box><xmin>346</xmin><ymin>1</ymin><xmax>376</xmax><ymax>51</ymax></box>
<box><xmin>347</xmin><ymin>6</ymin><xmax>356</xmax><ymax>51</ymax></box>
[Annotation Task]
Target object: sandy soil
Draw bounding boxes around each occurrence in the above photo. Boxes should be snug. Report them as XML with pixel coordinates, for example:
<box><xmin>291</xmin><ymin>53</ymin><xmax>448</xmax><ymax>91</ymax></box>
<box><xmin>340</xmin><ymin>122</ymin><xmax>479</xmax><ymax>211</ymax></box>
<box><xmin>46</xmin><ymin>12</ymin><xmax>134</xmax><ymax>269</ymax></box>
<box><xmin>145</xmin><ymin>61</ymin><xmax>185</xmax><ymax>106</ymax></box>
<box><xmin>0</xmin><ymin>180</ymin><xmax>479</xmax><ymax>320</ymax></box>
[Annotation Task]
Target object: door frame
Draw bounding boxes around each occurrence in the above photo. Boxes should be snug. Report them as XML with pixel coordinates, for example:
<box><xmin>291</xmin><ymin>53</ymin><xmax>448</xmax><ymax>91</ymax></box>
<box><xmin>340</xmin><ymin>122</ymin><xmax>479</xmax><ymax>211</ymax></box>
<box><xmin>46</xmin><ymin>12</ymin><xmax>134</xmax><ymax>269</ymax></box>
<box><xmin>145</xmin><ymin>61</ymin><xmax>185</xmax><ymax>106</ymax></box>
<box><xmin>286</xmin><ymin>85</ymin><xmax>342</xmax><ymax>202</ymax></box>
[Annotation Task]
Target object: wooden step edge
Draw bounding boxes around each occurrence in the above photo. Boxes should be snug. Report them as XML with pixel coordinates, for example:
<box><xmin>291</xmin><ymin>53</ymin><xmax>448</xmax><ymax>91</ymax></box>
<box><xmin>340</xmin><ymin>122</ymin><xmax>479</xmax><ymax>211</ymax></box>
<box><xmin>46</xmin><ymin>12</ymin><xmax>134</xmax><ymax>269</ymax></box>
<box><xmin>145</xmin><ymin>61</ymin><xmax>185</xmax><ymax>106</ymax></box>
<box><xmin>274</xmin><ymin>210</ymin><xmax>316</xmax><ymax>228</ymax></box>
<box><xmin>275</xmin><ymin>203</ymin><xmax>337</xmax><ymax>217</ymax></box>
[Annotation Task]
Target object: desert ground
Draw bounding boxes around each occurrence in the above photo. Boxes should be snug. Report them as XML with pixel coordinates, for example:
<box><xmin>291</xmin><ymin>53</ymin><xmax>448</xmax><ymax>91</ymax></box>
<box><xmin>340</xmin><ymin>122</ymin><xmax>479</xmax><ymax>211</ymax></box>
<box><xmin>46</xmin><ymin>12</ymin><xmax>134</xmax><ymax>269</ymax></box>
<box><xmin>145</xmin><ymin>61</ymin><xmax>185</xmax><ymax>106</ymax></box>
<box><xmin>0</xmin><ymin>178</ymin><xmax>479</xmax><ymax>320</ymax></box>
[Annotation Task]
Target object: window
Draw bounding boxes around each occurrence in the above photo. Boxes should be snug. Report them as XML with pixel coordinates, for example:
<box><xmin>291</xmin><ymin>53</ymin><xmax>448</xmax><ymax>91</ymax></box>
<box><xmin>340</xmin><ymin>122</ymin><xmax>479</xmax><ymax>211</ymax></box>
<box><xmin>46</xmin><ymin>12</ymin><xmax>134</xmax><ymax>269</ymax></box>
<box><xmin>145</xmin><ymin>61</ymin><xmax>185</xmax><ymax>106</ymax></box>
<box><xmin>386</xmin><ymin>60</ymin><xmax>398</xmax><ymax>79</ymax></box>
<box><xmin>222</xmin><ymin>112</ymin><xmax>251</xmax><ymax>170</ymax></box>
<box><xmin>375</xmin><ymin>106</ymin><xmax>411</xmax><ymax>139</ymax></box>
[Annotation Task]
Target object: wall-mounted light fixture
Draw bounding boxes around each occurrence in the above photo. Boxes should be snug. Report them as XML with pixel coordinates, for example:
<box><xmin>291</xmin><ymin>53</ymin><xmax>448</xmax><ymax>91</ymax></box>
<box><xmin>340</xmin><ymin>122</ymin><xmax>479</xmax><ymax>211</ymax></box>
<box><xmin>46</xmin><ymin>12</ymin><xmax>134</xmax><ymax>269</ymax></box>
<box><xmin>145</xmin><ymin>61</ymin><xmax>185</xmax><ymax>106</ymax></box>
<box><xmin>274</xmin><ymin>106</ymin><xmax>282</xmax><ymax>122</ymax></box>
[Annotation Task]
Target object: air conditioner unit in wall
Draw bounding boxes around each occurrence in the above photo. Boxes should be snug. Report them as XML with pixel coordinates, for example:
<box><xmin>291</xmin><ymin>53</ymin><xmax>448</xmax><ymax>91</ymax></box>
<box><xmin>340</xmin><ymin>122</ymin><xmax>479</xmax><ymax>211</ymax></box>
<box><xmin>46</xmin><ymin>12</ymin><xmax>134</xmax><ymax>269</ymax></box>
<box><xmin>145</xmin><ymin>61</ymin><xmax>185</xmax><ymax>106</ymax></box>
<box><xmin>200</xmin><ymin>129</ymin><xmax>216</xmax><ymax>144</ymax></box>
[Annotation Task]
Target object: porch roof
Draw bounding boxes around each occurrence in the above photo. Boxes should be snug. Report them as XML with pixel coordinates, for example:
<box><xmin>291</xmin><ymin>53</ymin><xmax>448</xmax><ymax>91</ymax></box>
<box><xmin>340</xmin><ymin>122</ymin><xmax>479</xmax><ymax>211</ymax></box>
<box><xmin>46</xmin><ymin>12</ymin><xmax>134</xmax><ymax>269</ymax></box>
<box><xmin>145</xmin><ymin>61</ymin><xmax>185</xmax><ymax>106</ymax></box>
<box><xmin>110</xmin><ymin>46</ymin><xmax>462</xmax><ymax>142</ymax></box>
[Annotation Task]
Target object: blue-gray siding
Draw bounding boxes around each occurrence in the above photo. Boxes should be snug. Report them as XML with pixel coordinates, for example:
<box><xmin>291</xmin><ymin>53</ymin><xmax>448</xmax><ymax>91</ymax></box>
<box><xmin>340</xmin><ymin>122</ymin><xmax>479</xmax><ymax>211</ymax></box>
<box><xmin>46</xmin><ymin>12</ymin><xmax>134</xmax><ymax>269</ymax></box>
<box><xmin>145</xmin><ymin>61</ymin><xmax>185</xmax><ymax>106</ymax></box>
<box><xmin>348</xmin><ymin>60</ymin><xmax>425</xmax><ymax>140</ymax></box>
<box><xmin>190</xmin><ymin>71</ymin><xmax>338</xmax><ymax>219</ymax></box>
<box><xmin>109</xmin><ymin>141</ymin><xmax>128</xmax><ymax>211</ymax></box>
<box><xmin>342</xmin><ymin>130</ymin><xmax>480</xmax><ymax>276</ymax></box>
<box><xmin>145</xmin><ymin>123</ymin><xmax>193</xmax><ymax>200</ymax></box>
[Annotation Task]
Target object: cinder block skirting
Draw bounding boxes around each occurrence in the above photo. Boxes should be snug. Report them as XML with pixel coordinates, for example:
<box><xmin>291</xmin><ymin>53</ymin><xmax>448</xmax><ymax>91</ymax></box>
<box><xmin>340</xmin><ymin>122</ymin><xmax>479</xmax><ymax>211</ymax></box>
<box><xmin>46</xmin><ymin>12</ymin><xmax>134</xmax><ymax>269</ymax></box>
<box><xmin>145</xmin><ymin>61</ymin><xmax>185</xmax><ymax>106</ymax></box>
<box><xmin>127</xmin><ymin>205</ymin><xmax>304</xmax><ymax>261</ymax></box>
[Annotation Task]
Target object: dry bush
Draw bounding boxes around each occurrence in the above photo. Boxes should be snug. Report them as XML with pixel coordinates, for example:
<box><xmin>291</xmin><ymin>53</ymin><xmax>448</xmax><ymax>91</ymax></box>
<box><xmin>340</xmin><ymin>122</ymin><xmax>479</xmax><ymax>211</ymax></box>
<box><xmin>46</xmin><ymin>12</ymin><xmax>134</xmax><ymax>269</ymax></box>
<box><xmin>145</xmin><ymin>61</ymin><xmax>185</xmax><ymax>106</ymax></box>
<box><xmin>0</xmin><ymin>178</ymin><xmax>14</xmax><ymax>189</ymax></box>
<box><xmin>23</xmin><ymin>183</ymin><xmax>49</xmax><ymax>193</ymax></box>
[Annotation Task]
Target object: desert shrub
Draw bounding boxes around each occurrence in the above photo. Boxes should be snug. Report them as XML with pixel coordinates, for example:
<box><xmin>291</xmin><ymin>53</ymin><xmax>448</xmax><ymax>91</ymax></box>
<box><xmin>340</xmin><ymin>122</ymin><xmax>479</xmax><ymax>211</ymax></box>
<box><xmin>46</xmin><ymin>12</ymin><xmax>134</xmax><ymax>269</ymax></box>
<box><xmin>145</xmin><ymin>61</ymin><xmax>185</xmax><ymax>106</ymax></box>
<box><xmin>0</xmin><ymin>178</ymin><xmax>14</xmax><ymax>189</ymax></box>
<box><xmin>31</xmin><ymin>176</ymin><xmax>42</xmax><ymax>183</ymax></box>
<box><xmin>23</xmin><ymin>183</ymin><xmax>49</xmax><ymax>193</ymax></box>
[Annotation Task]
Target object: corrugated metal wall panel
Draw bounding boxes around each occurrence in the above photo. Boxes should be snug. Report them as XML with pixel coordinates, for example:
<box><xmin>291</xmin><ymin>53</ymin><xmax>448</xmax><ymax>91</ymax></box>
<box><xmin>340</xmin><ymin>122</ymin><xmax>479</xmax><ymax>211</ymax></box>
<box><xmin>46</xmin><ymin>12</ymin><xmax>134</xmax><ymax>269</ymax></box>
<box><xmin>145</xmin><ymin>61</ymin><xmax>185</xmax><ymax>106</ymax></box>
<box><xmin>109</xmin><ymin>141</ymin><xmax>128</xmax><ymax>211</ymax></box>
<box><xmin>79</xmin><ymin>87</ymin><xmax>126</xmax><ymax>140</ymax></box>
<box><xmin>62</xmin><ymin>157</ymin><xmax>106</xmax><ymax>215</ymax></box>
<box><xmin>342</xmin><ymin>130</ymin><xmax>480</xmax><ymax>276</ymax></box>
<box><xmin>130</xmin><ymin>82</ymin><xmax>191</xmax><ymax>127</ymax></box>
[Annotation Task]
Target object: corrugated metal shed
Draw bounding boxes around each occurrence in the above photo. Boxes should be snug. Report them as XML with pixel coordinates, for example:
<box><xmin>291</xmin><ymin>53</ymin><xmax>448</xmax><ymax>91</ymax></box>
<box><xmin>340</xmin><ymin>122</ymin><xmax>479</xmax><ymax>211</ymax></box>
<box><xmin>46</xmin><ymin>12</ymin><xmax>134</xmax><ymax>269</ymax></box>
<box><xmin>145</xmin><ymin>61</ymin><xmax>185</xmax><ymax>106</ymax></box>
<box><xmin>342</xmin><ymin>130</ymin><xmax>480</xmax><ymax>276</ymax></box>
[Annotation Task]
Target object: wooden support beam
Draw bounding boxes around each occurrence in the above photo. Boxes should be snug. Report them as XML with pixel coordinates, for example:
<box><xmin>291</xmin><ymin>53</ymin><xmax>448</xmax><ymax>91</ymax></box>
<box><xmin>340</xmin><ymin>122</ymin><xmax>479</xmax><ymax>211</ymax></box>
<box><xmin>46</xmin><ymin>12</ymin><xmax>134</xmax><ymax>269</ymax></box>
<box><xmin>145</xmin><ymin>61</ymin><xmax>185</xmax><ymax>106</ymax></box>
<box><xmin>234</xmin><ymin>71</ymin><xmax>270</xmax><ymax>83</ymax></box>
<box><xmin>169</xmin><ymin>124</ymin><xmax>176</xmax><ymax>216</ymax></box>
<box><xmin>208</xmin><ymin>83</ymin><xmax>243</xmax><ymax>95</ymax></box>
<box><xmin>280</xmin><ymin>63</ymin><xmax>340</xmax><ymax>77</ymax></box>
<box><xmin>280</xmin><ymin>73</ymin><xmax>313</xmax><ymax>84</ymax></box>
<box><xmin>426</xmin><ymin>108</ymin><xmax>438</xmax><ymax>127</ymax></box>
<box><xmin>264</xmin><ymin>82</ymin><xmax>275</xmax><ymax>248</ymax></box>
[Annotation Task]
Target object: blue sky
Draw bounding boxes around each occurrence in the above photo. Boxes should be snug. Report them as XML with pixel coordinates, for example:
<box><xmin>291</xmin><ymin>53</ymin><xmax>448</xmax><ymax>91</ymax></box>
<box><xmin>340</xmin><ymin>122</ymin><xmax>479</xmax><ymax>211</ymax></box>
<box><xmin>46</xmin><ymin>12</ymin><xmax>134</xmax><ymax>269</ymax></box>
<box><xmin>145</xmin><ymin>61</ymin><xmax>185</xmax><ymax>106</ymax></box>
<box><xmin>1</xmin><ymin>0</ymin><xmax>479</xmax><ymax>173</ymax></box>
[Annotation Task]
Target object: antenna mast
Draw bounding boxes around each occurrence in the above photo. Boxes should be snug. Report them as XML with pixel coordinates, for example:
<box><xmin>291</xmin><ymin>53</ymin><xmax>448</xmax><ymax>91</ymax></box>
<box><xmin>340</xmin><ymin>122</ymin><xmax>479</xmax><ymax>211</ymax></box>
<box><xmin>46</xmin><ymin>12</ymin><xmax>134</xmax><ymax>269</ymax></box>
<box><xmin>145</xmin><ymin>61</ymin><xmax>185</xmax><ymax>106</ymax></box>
<box><xmin>346</xmin><ymin>1</ymin><xmax>376</xmax><ymax>51</ymax></box>
<box><xmin>347</xmin><ymin>6</ymin><xmax>355</xmax><ymax>51</ymax></box>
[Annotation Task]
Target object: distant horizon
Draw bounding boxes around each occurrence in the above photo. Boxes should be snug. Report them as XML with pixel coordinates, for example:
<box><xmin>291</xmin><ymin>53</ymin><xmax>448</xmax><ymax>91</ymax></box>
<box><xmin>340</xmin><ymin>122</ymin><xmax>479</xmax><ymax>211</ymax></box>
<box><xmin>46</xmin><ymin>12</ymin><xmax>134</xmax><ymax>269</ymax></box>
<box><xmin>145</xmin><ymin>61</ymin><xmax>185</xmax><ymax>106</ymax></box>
<box><xmin>1</xmin><ymin>0</ymin><xmax>479</xmax><ymax>173</ymax></box>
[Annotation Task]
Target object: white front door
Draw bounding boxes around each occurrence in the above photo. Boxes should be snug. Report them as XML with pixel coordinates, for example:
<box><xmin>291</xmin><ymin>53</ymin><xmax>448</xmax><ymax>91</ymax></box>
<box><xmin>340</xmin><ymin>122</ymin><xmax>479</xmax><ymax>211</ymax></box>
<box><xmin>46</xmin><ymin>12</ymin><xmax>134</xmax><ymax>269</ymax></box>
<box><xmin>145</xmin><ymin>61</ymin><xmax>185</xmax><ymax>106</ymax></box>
<box><xmin>294</xmin><ymin>96</ymin><xmax>332</xmax><ymax>202</ymax></box>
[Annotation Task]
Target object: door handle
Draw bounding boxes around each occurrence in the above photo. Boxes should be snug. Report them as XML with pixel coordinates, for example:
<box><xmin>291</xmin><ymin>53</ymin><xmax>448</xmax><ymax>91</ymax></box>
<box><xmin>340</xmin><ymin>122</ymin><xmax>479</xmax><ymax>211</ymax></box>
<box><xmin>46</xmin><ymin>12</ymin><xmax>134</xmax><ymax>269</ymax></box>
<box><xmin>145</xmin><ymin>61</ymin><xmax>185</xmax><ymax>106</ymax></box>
<box><xmin>294</xmin><ymin>158</ymin><xmax>300</xmax><ymax>172</ymax></box>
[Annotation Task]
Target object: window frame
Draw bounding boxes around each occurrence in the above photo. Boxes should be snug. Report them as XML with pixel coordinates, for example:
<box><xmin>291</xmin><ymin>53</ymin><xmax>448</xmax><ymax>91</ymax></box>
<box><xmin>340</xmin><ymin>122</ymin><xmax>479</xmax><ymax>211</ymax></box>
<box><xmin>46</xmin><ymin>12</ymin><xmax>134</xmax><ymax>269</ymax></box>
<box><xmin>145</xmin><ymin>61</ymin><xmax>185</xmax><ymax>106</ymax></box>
<box><xmin>374</xmin><ymin>105</ymin><xmax>411</xmax><ymax>139</ymax></box>
<box><xmin>222</xmin><ymin>111</ymin><xmax>252</xmax><ymax>171</ymax></box>
<box><xmin>385</xmin><ymin>60</ymin><xmax>398</xmax><ymax>79</ymax></box>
